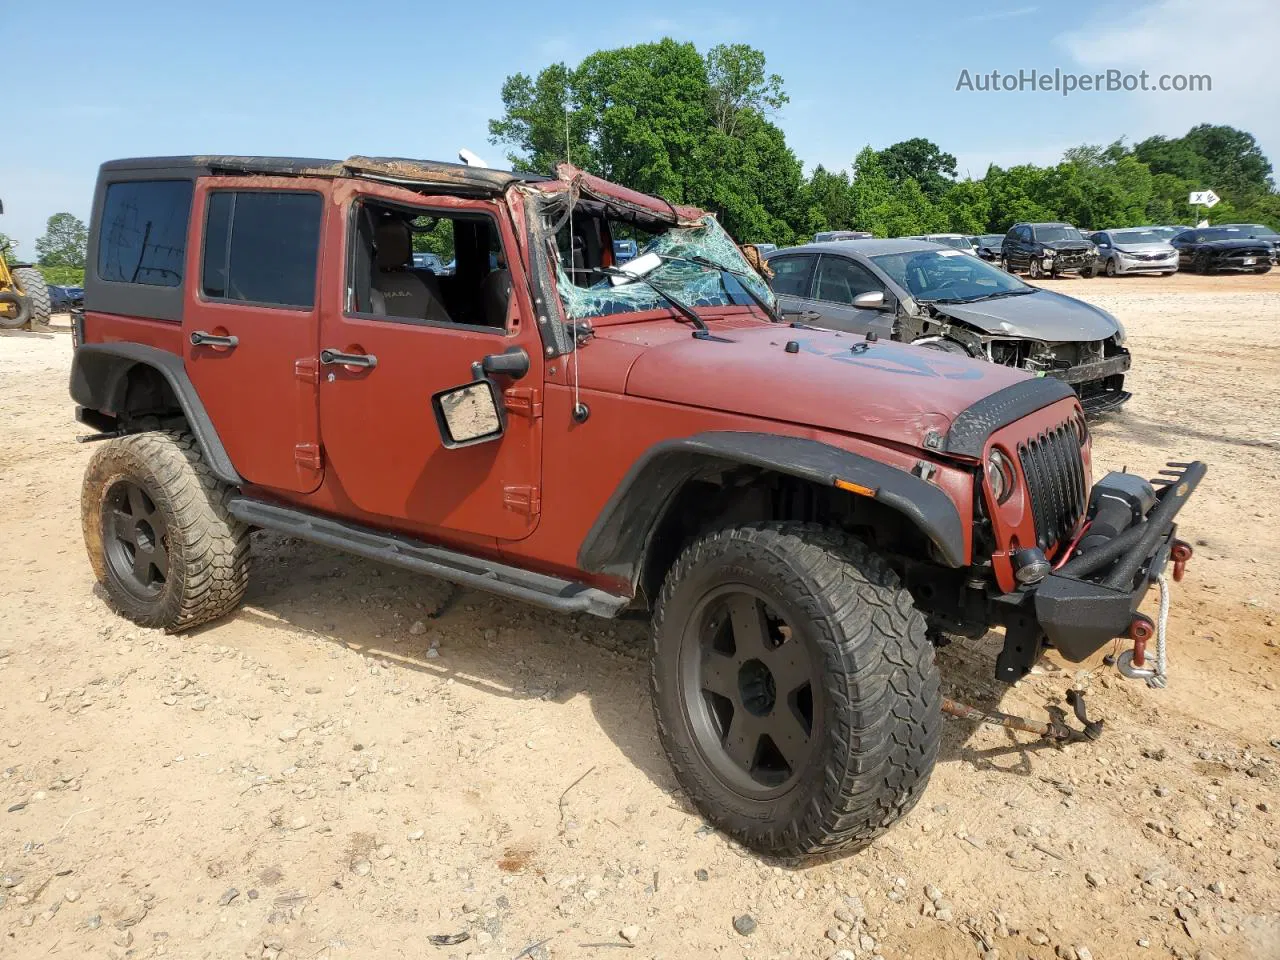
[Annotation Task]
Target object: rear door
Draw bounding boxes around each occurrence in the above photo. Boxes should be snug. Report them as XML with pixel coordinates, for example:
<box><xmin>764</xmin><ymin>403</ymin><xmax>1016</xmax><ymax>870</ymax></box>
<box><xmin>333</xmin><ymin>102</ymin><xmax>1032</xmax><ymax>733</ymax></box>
<box><xmin>315</xmin><ymin>181</ymin><xmax>543</xmax><ymax>542</ymax></box>
<box><xmin>807</xmin><ymin>254</ymin><xmax>894</xmax><ymax>337</ymax></box>
<box><xmin>767</xmin><ymin>253</ymin><xmax>817</xmax><ymax>320</ymax></box>
<box><xmin>183</xmin><ymin>178</ymin><xmax>327</xmax><ymax>493</ymax></box>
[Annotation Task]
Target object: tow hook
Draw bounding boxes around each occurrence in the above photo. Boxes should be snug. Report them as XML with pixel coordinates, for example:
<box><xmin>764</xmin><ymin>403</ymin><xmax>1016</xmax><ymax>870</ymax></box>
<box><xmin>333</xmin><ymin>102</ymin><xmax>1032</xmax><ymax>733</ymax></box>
<box><xmin>1171</xmin><ymin>539</ymin><xmax>1193</xmax><ymax>582</ymax></box>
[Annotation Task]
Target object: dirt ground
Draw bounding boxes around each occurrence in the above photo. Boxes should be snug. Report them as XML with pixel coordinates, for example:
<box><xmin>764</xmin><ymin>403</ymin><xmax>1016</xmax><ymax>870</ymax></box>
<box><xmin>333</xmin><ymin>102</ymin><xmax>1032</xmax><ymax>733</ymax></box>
<box><xmin>2</xmin><ymin>272</ymin><xmax>1278</xmax><ymax>960</ymax></box>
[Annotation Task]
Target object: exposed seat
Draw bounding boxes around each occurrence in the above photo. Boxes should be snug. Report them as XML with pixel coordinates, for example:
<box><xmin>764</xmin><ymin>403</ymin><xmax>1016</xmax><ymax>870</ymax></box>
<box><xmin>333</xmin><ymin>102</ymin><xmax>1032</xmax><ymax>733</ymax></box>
<box><xmin>371</xmin><ymin>219</ymin><xmax>450</xmax><ymax>323</ymax></box>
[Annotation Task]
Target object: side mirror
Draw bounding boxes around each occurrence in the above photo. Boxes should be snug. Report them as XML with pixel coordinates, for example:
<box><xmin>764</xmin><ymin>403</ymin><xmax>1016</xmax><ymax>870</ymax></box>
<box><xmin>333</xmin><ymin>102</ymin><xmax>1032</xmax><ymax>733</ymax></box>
<box><xmin>852</xmin><ymin>290</ymin><xmax>886</xmax><ymax>310</ymax></box>
<box><xmin>432</xmin><ymin>379</ymin><xmax>506</xmax><ymax>448</ymax></box>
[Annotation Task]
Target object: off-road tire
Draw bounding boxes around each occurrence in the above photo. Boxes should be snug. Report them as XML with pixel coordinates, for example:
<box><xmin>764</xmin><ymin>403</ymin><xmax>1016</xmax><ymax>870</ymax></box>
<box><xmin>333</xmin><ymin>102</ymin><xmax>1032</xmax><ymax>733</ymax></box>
<box><xmin>650</xmin><ymin>523</ymin><xmax>942</xmax><ymax>858</ymax></box>
<box><xmin>12</xmin><ymin>267</ymin><xmax>51</xmax><ymax>327</ymax></box>
<box><xmin>0</xmin><ymin>291</ymin><xmax>29</xmax><ymax>329</ymax></box>
<box><xmin>82</xmin><ymin>431</ymin><xmax>249</xmax><ymax>631</ymax></box>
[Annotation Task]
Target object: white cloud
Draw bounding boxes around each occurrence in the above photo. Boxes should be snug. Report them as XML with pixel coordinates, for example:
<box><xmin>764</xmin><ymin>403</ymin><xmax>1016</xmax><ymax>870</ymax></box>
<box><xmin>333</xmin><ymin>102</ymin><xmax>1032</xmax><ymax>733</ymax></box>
<box><xmin>1058</xmin><ymin>0</ymin><xmax>1280</xmax><ymax>165</ymax></box>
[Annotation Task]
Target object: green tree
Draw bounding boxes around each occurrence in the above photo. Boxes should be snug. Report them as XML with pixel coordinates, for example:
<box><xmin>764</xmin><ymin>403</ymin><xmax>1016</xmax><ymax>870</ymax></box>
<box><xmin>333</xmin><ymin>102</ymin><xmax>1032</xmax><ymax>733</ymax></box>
<box><xmin>940</xmin><ymin>180</ymin><xmax>991</xmax><ymax>235</ymax></box>
<box><xmin>489</xmin><ymin>39</ymin><xmax>804</xmax><ymax>244</ymax></box>
<box><xmin>877</xmin><ymin>138</ymin><xmax>957</xmax><ymax>201</ymax></box>
<box><xmin>0</xmin><ymin>232</ymin><xmax>18</xmax><ymax>265</ymax></box>
<box><xmin>704</xmin><ymin>43</ymin><xmax>787</xmax><ymax>137</ymax></box>
<box><xmin>1137</xmin><ymin>124</ymin><xmax>1273</xmax><ymax>196</ymax></box>
<box><xmin>35</xmin><ymin>213</ymin><xmax>88</xmax><ymax>268</ymax></box>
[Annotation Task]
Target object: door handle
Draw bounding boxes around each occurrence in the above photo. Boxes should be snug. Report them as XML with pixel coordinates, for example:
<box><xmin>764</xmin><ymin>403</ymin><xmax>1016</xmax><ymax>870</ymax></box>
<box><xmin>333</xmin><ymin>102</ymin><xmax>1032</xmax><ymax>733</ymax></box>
<box><xmin>320</xmin><ymin>348</ymin><xmax>377</xmax><ymax>369</ymax></box>
<box><xmin>190</xmin><ymin>331</ymin><xmax>239</xmax><ymax>348</ymax></box>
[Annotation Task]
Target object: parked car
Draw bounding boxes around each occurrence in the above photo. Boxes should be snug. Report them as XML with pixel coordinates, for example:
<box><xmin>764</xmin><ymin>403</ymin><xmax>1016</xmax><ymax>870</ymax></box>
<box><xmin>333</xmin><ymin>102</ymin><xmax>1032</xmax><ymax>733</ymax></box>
<box><xmin>411</xmin><ymin>251</ymin><xmax>445</xmax><ymax>273</ymax></box>
<box><xmin>1086</xmin><ymin>228</ymin><xmax>1179</xmax><ymax>277</ymax></box>
<box><xmin>69</xmin><ymin>154</ymin><xmax>1201</xmax><ymax>860</ymax></box>
<box><xmin>1215</xmin><ymin>223</ymin><xmax>1280</xmax><ymax>259</ymax></box>
<box><xmin>1148</xmin><ymin>225</ymin><xmax>1191</xmax><ymax>240</ymax></box>
<box><xmin>1001</xmin><ymin>223</ymin><xmax>1098</xmax><ymax>279</ymax></box>
<box><xmin>902</xmin><ymin>234</ymin><xmax>977</xmax><ymax>254</ymax></box>
<box><xmin>969</xmin><ymin>234</ymin><xmax>1006</xmax><ymax>263</ymax></box>
<box><xmin>751</xmin><ymin>242</ymin><xmax>777</xmax><ymax>256</ymax></box>
<box><xmin>48</xmin><ymin>284</ymin><xmax>86</xmax><ymax>311</ymax></box>
<box><xmin>1170</xmin><ymin>226</ymin><xmax>1273</xmax><ymax>274</ymax></box>
<box><xmin>612</xmin><ymin>239</ymin><xmax>638</xmax><ymax>264</ymax></box>
<box><xmin>766</xmin><ymin>238</ymin><xmax>1131</xmax><ymax>412</ymax></box>
<box><xmin>813</xmin><ymin>230</ymin><xmax>873</xmax><ymax>243</ymax></box>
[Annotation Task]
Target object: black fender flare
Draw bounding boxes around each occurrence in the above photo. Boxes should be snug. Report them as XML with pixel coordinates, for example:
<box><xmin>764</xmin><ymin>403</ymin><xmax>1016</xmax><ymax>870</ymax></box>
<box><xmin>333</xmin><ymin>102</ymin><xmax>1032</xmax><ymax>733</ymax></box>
<box><xmin>69</xmin><ymin>342</ymin><xmax>243</xmax><ymax>486</ymax></box>
<box><xmin>578</xmin><ymin>431</ymin><xmax>967</xmax><ymax>586</ymax></box>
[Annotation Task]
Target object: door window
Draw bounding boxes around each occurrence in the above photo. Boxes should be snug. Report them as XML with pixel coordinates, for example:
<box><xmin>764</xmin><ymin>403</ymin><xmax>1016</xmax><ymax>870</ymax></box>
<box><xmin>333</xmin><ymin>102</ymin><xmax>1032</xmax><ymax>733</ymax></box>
<box><xmin>201</xmin><ymin>191</ymin><xmax>323</xmax><ymax>308</ymax></box>
<box><xmin>347</xmin><ymin>200</ymin><xmax>510</xmax><ymax>331</ymax></box>
<box><xmin>768</xmin><ymin>254</ymin><xmax>815</xmax><ymax>297</ymax></box>
<box><xmin>812</xmin><ymin>256</ymin><xmax>883</xmax><ymax>305</ymax></box>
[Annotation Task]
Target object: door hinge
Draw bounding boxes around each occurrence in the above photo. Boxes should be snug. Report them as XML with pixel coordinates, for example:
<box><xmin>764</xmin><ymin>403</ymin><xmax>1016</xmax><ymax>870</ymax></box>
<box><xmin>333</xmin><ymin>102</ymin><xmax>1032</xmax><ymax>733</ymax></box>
<box><xmin>503</xmin><ymin>484</ymin><xmax>541</xmax><ymax>517</ymax></box>
<box><xmin>503</xmin><ymin>386</ymin><xmax>543</xmax><ymax>420</ymax></box>
<box><xmin>294</xmin><ymin>442</ymin><xmax>323</xmax><ymax>470</ymax></box>
<box><xmin>295</xmin><ymin>358</ymin><xmax>319</xmax><ymax>383</ymax></box>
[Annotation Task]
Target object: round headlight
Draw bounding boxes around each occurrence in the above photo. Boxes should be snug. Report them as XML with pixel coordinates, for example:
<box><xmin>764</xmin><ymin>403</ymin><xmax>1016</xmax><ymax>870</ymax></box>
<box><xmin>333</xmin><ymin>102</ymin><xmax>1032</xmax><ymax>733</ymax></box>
<box><xmin>987</xmin><ymin>449</ymin><xmax>1015</xmax><ymax>504</ymax></box>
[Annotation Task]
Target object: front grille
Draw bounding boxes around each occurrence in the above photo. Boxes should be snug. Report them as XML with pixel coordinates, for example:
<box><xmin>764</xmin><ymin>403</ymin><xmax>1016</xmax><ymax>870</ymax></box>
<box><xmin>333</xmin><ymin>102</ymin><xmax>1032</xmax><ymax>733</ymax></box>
<box><xmin>1017</xmin><ymin>420</ymin><xmax>1087</xmax><ymax>549</ymax></box>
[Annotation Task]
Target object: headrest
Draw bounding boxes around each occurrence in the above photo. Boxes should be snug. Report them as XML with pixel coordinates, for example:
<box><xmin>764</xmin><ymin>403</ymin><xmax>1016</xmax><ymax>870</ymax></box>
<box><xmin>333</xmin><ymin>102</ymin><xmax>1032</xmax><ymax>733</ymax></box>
<box><xmin>375</xmin><ymin>219</ymin><xmax>412</xmax><ymax>270</ymax></box>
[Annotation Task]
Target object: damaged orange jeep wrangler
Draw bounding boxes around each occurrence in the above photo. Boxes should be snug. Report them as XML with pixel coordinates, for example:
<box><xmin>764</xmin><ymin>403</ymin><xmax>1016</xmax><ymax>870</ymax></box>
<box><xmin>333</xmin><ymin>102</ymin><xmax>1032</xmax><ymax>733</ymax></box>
<box><xmin>70</xmin><ymin>155</ymin><xmax>1204</xmax><ymax>858</ymax></box>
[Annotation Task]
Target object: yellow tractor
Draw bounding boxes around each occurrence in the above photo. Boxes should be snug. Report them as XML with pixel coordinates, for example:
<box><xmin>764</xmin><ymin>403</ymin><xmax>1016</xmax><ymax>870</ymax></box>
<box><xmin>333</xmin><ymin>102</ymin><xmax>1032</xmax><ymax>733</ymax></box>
<box><xmin>0</xmin><ymin>198</ymin><xmax>52</xmax><ymax>330</ymax></box>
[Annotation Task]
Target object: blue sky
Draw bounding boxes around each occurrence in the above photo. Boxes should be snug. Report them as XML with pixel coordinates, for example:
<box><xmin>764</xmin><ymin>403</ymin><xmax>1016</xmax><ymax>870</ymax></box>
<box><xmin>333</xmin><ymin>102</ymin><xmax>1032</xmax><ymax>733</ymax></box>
<box><xmin>3</xmin><ymin>0</ymin><xmax>1276</xmax><ymax>254</ymax></box>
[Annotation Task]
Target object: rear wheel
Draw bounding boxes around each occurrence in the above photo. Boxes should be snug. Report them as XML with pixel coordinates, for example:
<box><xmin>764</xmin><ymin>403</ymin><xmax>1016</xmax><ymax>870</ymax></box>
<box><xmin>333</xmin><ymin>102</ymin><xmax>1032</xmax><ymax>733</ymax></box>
<box><xmin>651</xmin><ymin>523</ymin><xmax>942</xmax><ymax>858</ymax></box>
<box><xmin>12</xmin><ymin>267</ymin><xmax>51</xmax><ymax>328</ymax></box>
<box><xmin>82</xmin><ymin>431</ymin><xmax>250</xmax><ymax>631</ymax></box>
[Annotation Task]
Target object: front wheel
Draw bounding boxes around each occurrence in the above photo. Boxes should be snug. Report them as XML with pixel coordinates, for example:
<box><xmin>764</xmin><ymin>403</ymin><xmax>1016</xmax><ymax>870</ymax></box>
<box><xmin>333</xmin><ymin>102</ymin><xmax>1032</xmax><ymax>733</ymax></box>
<box><xmin>1193</xmin><ymin>252</ymin><xmax>1212</xmax><ymax>274</ymax></box>
<box><xmin>82</xmin><ymin>431</ymin><xmax>250</xmax><ymax>631</ymax></box>
<box><xmin>1028</xmin><ymin>259</ymin><xmax>1043</xmax><ymax>280</ymax></box>
<box><xmin>1105</xmin><ymin>258</ymin><xmax>1118</xmax><ymax>278</ymax></box>
<box><xmin>650</xmin><ymin>523</ymin><xmax>942</xmax><ymax>859</ymax></box>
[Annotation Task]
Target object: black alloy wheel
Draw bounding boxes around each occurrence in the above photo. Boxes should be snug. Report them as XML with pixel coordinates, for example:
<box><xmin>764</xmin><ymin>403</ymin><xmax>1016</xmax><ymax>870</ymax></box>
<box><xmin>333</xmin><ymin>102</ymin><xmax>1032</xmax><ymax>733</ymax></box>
<box><xmin>680</xmin><ymin>585</ymin><xmax>820</xmax><ymax>798</ymax></box>
<box><xmin>103</xmin><ymin>478</ymin><xmax>170</xmax><ymax>600</ymax></box>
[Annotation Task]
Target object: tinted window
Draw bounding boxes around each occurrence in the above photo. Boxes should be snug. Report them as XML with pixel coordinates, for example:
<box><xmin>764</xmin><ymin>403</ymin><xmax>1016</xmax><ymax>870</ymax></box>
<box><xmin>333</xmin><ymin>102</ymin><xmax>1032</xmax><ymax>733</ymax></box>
<box><xmin>202</xmin><ymin>191</ymin><xmax>322</xmax><ymax>308</ymax></box>
<box><xmin>768</xmin><ymin>255</ymin><xmax>815</xmax><ymax>297</ymax></box>
<box><xmin>813</xmin><ymin>256</ymin><xmax>882</xmax><ymax>304</ymax></box>
<box><xmin>98</xmin><ymin>180</ymin><xmax>194</xmax><ymax>286</ymax></box>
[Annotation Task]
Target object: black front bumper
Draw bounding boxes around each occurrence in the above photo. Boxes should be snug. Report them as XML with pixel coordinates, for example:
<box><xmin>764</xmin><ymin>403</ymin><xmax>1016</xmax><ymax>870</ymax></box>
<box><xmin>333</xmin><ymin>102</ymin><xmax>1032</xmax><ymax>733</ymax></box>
<box><xmin>991</xmin><ymin>460</ymin><xmax>1206</xmax><ymax>683</ymax></box>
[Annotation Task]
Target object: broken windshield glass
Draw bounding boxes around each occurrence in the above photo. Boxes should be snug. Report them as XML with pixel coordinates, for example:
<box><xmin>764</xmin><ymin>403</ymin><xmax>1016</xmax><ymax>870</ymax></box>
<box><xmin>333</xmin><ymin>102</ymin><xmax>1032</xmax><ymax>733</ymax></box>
<box><xmin>554</xmin><ymin>215</ymin><xmax>776</xmax><ymax>321</ymax></box>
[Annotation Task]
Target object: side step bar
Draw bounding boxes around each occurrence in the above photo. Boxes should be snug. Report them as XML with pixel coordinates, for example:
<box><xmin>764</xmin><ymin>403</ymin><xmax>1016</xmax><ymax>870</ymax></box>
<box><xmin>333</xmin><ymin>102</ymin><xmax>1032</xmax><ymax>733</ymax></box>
<box><xmin>227</xmin><ymin>497</ymin><xmax>630</xmax><ymax>619</ymax></box>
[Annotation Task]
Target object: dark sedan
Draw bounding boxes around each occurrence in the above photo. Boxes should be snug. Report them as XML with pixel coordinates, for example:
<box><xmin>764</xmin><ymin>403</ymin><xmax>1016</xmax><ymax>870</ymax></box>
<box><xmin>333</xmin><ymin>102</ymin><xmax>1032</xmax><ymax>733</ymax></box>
<box><xmin>48</xmin><ymin>285</ymin><xmax>85</xmax><ymax>311</ymax></box>
<box><xmin>1170</xmin><ymin>227</ymin><xmax>1273</xmax><ymax>274</ymax></box>
<box><xmin>969</xmin><ymin>234</ymin><xmax>1005</xmax><ymax>263</ymax></box>
<box><xmin>765</xmin><ymin>239</ymin><xmax>1131</xmax><ymax>413</ymax></box>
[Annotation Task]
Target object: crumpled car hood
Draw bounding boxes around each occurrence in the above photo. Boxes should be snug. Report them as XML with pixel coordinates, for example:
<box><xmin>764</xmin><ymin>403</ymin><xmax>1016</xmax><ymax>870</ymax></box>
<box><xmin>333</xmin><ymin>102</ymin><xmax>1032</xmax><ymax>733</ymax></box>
<box><xmin>620</xmin><ymin>324</ymin><xmax>1032</xmax><ymax>451</ymax></box>
<box><xmin>930</xmin><ymin>289</ymin><xmax>1121</xmax><ymax>342</ymax></box>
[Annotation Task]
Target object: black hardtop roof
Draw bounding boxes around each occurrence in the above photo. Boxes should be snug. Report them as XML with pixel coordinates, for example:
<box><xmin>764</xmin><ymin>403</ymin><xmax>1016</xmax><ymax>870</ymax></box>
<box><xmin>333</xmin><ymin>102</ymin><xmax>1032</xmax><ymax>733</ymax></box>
<box><xmin>99</xmin><ymin>155</ymin><xmax>550</xmax><ymax>194</ymax></box>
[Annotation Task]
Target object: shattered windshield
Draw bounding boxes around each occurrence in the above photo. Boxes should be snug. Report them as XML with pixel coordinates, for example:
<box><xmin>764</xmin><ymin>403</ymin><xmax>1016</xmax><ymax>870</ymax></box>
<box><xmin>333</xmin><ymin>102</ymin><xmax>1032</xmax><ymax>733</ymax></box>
<box><xmin>553</xmin><ymin>215</ymin><xmax>776</xmax><ymax>322</ymax></box>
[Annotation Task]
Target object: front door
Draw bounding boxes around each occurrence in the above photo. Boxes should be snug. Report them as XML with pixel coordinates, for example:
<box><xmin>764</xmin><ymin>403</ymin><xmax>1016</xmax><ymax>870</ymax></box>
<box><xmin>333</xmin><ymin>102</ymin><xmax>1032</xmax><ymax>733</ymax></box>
<box><xmin>316</xmin><ymin>181</ymin><xmax>543</xmax><ymax>542</ymax></box>
<box><xmin>183</xmin><ymin>177</ymin><xmax>327</xmax><ymax>494</ymax></box>
<box><xmin>808</xmin><ymin>254</ymin><xmax>895</xmax><ymax>337</ymax></box>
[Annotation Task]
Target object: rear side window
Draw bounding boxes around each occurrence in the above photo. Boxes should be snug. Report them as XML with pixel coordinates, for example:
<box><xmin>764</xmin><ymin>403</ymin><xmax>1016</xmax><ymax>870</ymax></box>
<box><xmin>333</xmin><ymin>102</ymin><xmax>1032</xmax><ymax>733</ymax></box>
<box><xmin>97</xmin><ymin>180</ymin><xmax>194</xmax><ymax>286</ymax></box>
<box><xmin>769</xmin><ymin>254</ymin><xmax>815</xmax><ymax>297</ymax></box>
<box><xmin>202</xmin><ymin>191</ymin><xmax>323</xmax><ymax>308</ymax></box>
